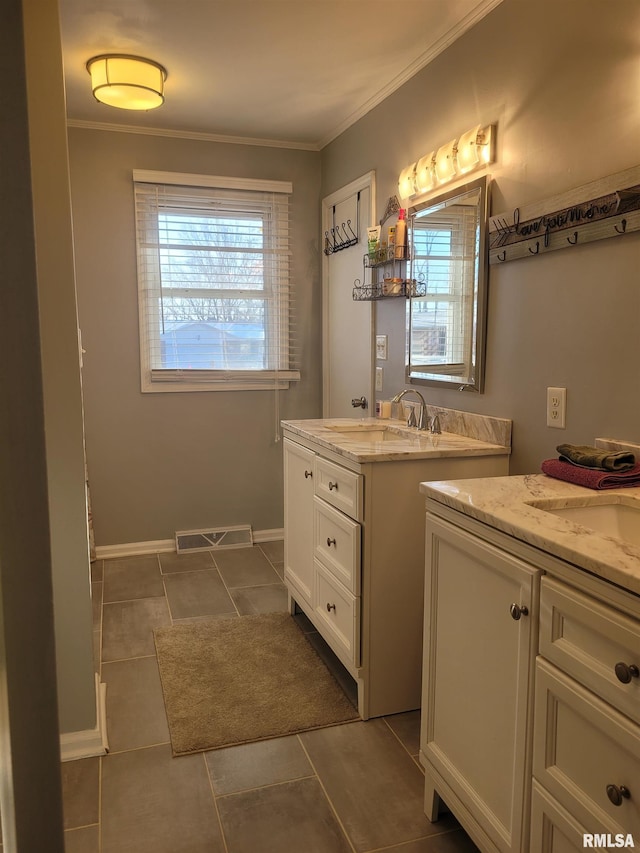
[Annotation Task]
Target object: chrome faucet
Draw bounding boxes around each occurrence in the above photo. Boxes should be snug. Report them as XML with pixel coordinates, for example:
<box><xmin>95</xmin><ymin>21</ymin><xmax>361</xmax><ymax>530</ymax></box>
<box><xmin>391</xmin><ymin>389</ymin><xmax>430</xmax><ymax>431</ymax></box>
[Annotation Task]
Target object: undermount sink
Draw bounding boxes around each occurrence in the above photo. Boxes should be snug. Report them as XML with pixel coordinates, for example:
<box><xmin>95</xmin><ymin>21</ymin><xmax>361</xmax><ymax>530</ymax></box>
<box><xmin>324</xmin><ymin>424</ymin><xmax>408</xmax><ymax>443</ymax></box>
<box><xmin>532</xmin><ymin>499</ymin><xmax>640</xmax><ymax>547</ymax></box>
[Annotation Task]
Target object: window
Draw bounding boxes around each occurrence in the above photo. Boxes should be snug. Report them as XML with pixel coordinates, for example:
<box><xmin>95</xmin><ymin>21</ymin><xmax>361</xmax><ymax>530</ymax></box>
<box><xmin>133</xmin><ymin>170</ymin><xmax>298</xmax><ymax>391</ymax></box>
<box><xmin>410</xmin><ymin>204</ymin><xmax>478</xmax><ymax>375</ymax></box>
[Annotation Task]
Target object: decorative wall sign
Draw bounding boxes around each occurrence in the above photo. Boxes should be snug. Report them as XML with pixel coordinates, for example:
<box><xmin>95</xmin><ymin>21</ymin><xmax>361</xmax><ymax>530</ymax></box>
<box><xmin>489</xmin><ymin>164</ymin><xmax>640</xmax><ymax>264</ymax></box>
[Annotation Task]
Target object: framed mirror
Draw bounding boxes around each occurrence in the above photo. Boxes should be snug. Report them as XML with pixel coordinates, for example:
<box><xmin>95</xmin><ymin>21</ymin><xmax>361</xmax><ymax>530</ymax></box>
<box><xmin>406</xmin><ymin>174</ymin><xmax>490</xmax><ymax>392</ymax></box>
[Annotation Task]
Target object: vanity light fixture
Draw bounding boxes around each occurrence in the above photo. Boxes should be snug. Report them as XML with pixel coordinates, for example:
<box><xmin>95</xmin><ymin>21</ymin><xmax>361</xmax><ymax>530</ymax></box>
<box><xmin>86</xmin><ymin>54</ymin><xmax>167</xmax><ymax>111</ymax></box>
<box><xmin>398</xmin><ymin>124</ymin><xmax>495</xmax><ymax>200</ymax></box>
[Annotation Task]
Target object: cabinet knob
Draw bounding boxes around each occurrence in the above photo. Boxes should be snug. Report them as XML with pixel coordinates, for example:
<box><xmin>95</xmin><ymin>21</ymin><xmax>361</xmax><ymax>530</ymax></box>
<box><xmin>304</xmin><ymin>470</ymin><xmax>312</xmax><ymax>479</ymax></box>
<box><xmin>326</xmin><ymin>602</ymin><xmax>336</xmax><ymax>612</ymax></box>
<box><xmin>606</xmin><ymin>784</ymin><xmax>631</xmax><ymax>807</ymax></box>
<box><xmin>614</xmin><ymin>662</ymin><xmax>640</xmax><ymax>684</ymax></box>
<box><xmin>509</xmin><ymin>603</ymin><xmax>529</xmax><ymax>621</ymax></box>
<box><xmin>328</xmin><ymin>481</ymin><xmax>338</xmax><ymax>491</ymax></box>
<box><xmin>326</xmin><ymin>537</ymin><xmax>336</xmax><ymax>547</ymax></box>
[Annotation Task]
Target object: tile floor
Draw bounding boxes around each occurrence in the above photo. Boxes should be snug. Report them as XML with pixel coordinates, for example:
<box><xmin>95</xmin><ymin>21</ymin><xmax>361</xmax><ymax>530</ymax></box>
<box><xmin>61</xmin><ymin>541</ymin><xmax>479</xmax><ymax>853</ymax></box>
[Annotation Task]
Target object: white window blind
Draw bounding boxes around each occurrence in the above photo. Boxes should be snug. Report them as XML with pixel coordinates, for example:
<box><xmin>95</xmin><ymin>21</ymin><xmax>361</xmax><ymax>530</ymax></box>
<box><xmin>410</xmin><ymin>204</ymin><xmax>478</xmax><ymax>376</ymax></box>
<box><xmin>133</xmin><ymin>171</ymin><xmax>298</xmax><ymax>392</ymax></box>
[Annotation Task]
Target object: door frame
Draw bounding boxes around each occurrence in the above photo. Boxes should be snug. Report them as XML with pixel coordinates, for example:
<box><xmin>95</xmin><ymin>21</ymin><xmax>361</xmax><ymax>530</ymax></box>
<box><xmin>321</xmin><ymin>171</ymin><xmax>376</xmax><ymax>417</ymax></box>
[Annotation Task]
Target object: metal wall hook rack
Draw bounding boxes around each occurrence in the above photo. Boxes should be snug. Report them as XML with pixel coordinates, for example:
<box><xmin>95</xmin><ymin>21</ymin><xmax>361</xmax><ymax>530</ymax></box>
<box><xmin>324</xmin><ymin>191</ymin><xmax>360</xmax><ymax>255</ymax></box>
<box><xmin>324</xmin><ymin>219</ymin><xmax>358</xmax><ymax>255</ymax></box>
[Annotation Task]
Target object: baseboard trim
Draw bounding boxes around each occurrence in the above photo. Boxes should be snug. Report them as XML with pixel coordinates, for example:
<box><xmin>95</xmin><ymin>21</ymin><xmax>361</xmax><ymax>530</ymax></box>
<box><xmin>95</xmin><ymin>528</ymin><xmax>284</xmax><ymax>560</ymax></box>
<box><xmin>253</xmin><ymin>527</ymin><xmax>284</xmax><ymax>544</ymax></box>
<box><xmin>95</xmin><ymin>539</ymin><xmax>175</xmax><ymax>559</ymax></box>
<box><xmin>60</xmin><ymin>676</ymin><xmax>109</xmax><ymax>762</ymax></box>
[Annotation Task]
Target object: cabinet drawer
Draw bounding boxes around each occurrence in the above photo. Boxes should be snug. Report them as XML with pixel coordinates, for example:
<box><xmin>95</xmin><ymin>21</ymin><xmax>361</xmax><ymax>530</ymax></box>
<box><xmin>533</xmin><ymin>659</ymin><xmax>640</xmax><ymax>840</ymax></box>
<box><xmin>540</xmin><ymin>577</ymin><xmax>640</xmax><ymax>724</ymax></box>
<box><xmin>314</xmin><ymin>456</ymin><xmax>363</xmax><ymax>521</ymax></box>
<box><xmin>314</xmin><ymin>560</ymin><xmax>360</xmax><ymax>667</ymax></box>
<box><xmin>530</xmin><ymin>779</ymin><xmax>587</xmax><ymax>853</ymax></box>
<box><xmin>313</xmin><ymin>496</ymin><xmax>361</xmax><ymax>595</ymax></box>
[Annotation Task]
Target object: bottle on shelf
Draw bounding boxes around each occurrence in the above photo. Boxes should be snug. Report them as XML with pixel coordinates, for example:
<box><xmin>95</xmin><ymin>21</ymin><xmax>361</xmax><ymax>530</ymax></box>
<box><xmin>394</xmin><ymin>208</ymin><xmax>407</xmax><ymax>259</ymax></box>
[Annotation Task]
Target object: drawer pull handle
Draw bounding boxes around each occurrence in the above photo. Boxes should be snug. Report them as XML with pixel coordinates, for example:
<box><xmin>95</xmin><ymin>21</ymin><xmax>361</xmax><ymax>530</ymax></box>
<box><xmin>509</xmin><ymin>603</ymin><xmax>529</xmax><ymax>621</ymax></box>
<box><xmin>326</xmin><ymin>602</ymin><xmax>336</xmax><ymax>612</ymax></box>
<box><xmin>606</xmin><ymin>784</ymin><xmax>631</xmax><ymax>807</ymax></box>
<box><xmin>328</xmin><ymin>481</ymin><xmax>338</xmax><ymax>491</ymax></box>
<box><xmin>614</xmin><ymin>662</ymin><xmax>639</xmax><ymax>684</ymax></box>
<box><xmin>326</xmin><ymin>537</ymin><xmax>336</xmax><ymax>547</ymax></box>
<box><xmin>304</xmin><ymin>470</ymin><xmax>313</xmax><ymax>479</ymax></box>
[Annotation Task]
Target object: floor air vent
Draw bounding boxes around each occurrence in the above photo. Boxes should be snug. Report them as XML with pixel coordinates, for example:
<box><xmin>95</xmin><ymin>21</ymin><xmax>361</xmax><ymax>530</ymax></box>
<box><xmin>175</xmin><ymin>524</ymin><xmax>253</xmax><ymax>554</ymax></box>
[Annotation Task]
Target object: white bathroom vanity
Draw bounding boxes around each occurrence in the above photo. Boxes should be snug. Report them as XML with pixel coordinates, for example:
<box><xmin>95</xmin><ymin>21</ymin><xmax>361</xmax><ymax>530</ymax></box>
<box><xmin>281</xmin><ymin>409</ymin><xmax>511</xmax><ymax>720</ymax></box>
<box><xmin>419</xmin><ymin>466</ymin><xmax>640</xmax><ymax>853</ymax></box>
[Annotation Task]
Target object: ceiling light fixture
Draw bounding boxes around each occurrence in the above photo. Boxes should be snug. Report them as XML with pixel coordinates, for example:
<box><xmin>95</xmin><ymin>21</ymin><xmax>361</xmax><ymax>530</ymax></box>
<box><xmin>398</xmin><ymin>124</ymin><xmax>495</xmax><ymax>200</ymax></box>
<box><xmin>86</xmin><ymin>54</ymin><xmax>167</xmax><ymax>111</ymax></box>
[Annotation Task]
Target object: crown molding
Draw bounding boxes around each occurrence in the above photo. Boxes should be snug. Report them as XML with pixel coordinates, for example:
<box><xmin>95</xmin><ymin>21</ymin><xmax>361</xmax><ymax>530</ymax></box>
<box><xmin>66</xmin><ymin>118</ymin><xmax>321</xmax><ymax>152</ymax></box>
<box><xmin>318</xmin><ymin>0</ymin><xmax>504</xmax><ymax>149</ymax></box>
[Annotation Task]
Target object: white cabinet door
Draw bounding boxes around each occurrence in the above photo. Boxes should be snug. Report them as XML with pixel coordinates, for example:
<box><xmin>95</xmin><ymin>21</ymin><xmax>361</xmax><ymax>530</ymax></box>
<box><xmin>283</xmin><ymin>438</ymin><xmax>315</xmax><ymax>606</ymax></box>
<box><xmin>421</xmin><ymin>513</ymin><xmax>540</xmax><ymax>853</ymax></box>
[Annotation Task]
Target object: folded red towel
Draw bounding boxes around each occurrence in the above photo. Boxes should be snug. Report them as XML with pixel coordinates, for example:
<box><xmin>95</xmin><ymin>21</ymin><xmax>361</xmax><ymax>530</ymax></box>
<box><xmin>541</xmin><ymin>459</ymin><xmax>640</xmax><ymax>490</ymax></box>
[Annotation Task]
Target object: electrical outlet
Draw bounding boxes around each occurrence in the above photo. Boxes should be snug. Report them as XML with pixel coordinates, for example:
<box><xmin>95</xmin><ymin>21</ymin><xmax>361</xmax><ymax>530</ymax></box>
<box><xmin>375</xmin><ymin>335</ymin><xmax>388</xmax><ymax>360</ymax></box>
<box><xmin>546</xmin><ymin>386</ymin><xmax>567</xmax><ymax>428</ymax></box>
<box><xmin>375</xmin><ymin>366</ymin><xmax>384</xmax><ymax>391</ymax></box>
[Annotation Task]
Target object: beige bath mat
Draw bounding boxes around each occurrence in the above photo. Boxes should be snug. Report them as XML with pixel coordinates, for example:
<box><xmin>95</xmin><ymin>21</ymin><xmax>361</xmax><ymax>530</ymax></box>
<box><xmin>154</xmin><ymin>612</ymin><xmax>359</xmax><ymax>755</ymax></box>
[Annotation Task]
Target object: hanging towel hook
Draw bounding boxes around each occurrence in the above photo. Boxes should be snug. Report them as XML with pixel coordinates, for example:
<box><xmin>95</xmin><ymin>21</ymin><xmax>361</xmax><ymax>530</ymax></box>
<box><xmin>614</xmin><ymin>219</ymin><xmax>627</xmax><ymax>234</ymax></box>
<box><xmin>528</xmin><ymin>241</ymin><xmax>540</xmax><ymax>255</ymax></box>
<box><xmin>567</xmin><ymin>231</ymin><xmax>579</xmax><ymax>245</ymax></box>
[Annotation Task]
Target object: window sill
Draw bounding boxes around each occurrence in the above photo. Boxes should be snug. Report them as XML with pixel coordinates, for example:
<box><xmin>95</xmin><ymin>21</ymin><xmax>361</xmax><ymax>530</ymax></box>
<box><xmin>141</xmin><ymin>369</ymin><xmax>301</xmax><ymax>393</ymax></box>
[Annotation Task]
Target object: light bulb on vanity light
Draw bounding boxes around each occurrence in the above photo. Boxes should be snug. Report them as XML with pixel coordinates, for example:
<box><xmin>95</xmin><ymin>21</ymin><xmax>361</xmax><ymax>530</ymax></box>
<box><xmin>434</xmin><ymin>138</ymin><xmax>457</xmax><ymax>183</ymax></box>
<box><xmin>415</xmin><ymin>152</ymin><xmax>435</xmax><ymax>194</ymax></box>
<box><xmin>456</xmin><ymin>124</ymin><xmax>494</xmax><ymax>173</ymax></box>
<box><xmin>398</xmin><ymin>163</ymin><xmax>417</xmax><ymax>200</ymax></box>
<box><xmin>456</xmin><ymin>125</ymin><xmax>481</xmax><ymax>173</ymax></box>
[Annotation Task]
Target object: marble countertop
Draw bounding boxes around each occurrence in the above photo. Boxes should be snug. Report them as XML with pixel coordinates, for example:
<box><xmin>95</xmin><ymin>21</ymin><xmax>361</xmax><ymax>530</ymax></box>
<box><xmin>281</xmin><ymin>416</ymin><xmax>511</xmax><ymax>464</ymax></box>
<box><xmin>419</xmin><ymin>472</ymin><xmax>640</xmax><ymax>597</ymax></box>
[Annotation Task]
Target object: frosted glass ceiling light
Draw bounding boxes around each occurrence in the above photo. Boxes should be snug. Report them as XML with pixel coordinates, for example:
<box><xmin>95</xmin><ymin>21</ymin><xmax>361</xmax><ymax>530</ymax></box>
<box><xmin>86</xmin><ymin>55</ymin><xmax>167</xmax><ymax>110</ymax></box>
<box><xmin>435</xmin><ymin>139</ymin><xmax>457</xmax><ymax>183</ymax></box>
<box><xmin>415</xmin><ymin>152</ymin><xmax>435</xmax><ymax>194</ymax></box>
<box><xmin>398</xmin><ymin>163</ymin><xmax>417</xmax><ymax>200</ymax></box>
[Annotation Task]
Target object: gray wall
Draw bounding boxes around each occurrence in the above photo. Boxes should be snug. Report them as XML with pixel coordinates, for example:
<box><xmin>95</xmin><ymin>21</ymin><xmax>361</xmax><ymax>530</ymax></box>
<box><xmin>322</xmin><ymin>0</ymin><xmax>640</xmax><ymax>474</ymax></box>
<box><xmin>0</xmin><ymin>0</ymin><xmax>73</xmax><ymax>846</ymax></box>
<box><xmin>24</xmin><ymin>0</ymin><xmax>96</xmax><ymax>737</ymax></box>
<box><xmin>70</xmin><ymin>0</ymin><xmax>640</xmax><ymax>548</ymax></box>
<box><xmin>68</xmin><ymin>130</ymin><xmax>322</xmax><ymax>546</ymax></box>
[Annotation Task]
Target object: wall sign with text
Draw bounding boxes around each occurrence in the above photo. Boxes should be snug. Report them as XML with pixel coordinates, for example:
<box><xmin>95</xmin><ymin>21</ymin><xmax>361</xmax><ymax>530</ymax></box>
<box><xmin>489</xmin><ymin>164</ymin><xmax>640</xmax><ymax>264</ymax></box>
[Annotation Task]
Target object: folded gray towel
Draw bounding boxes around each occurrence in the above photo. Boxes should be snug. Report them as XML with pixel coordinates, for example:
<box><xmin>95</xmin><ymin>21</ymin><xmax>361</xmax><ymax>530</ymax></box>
<box><xmin>556</xmin><ymin>443</ymin><xmax>636</xmax><ymax>472</ymax></box>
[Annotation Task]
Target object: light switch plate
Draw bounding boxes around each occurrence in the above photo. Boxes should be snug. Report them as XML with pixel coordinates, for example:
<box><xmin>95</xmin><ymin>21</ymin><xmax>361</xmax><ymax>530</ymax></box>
<box><xmin>376</xmin><ymin>335</ymin><xmax>388</xmax><ymax>360</ymax></box>
<box><xmin>375</xmin><ymin>366</ymin><xmax>384</xmax><ymax>391</ymax></box>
